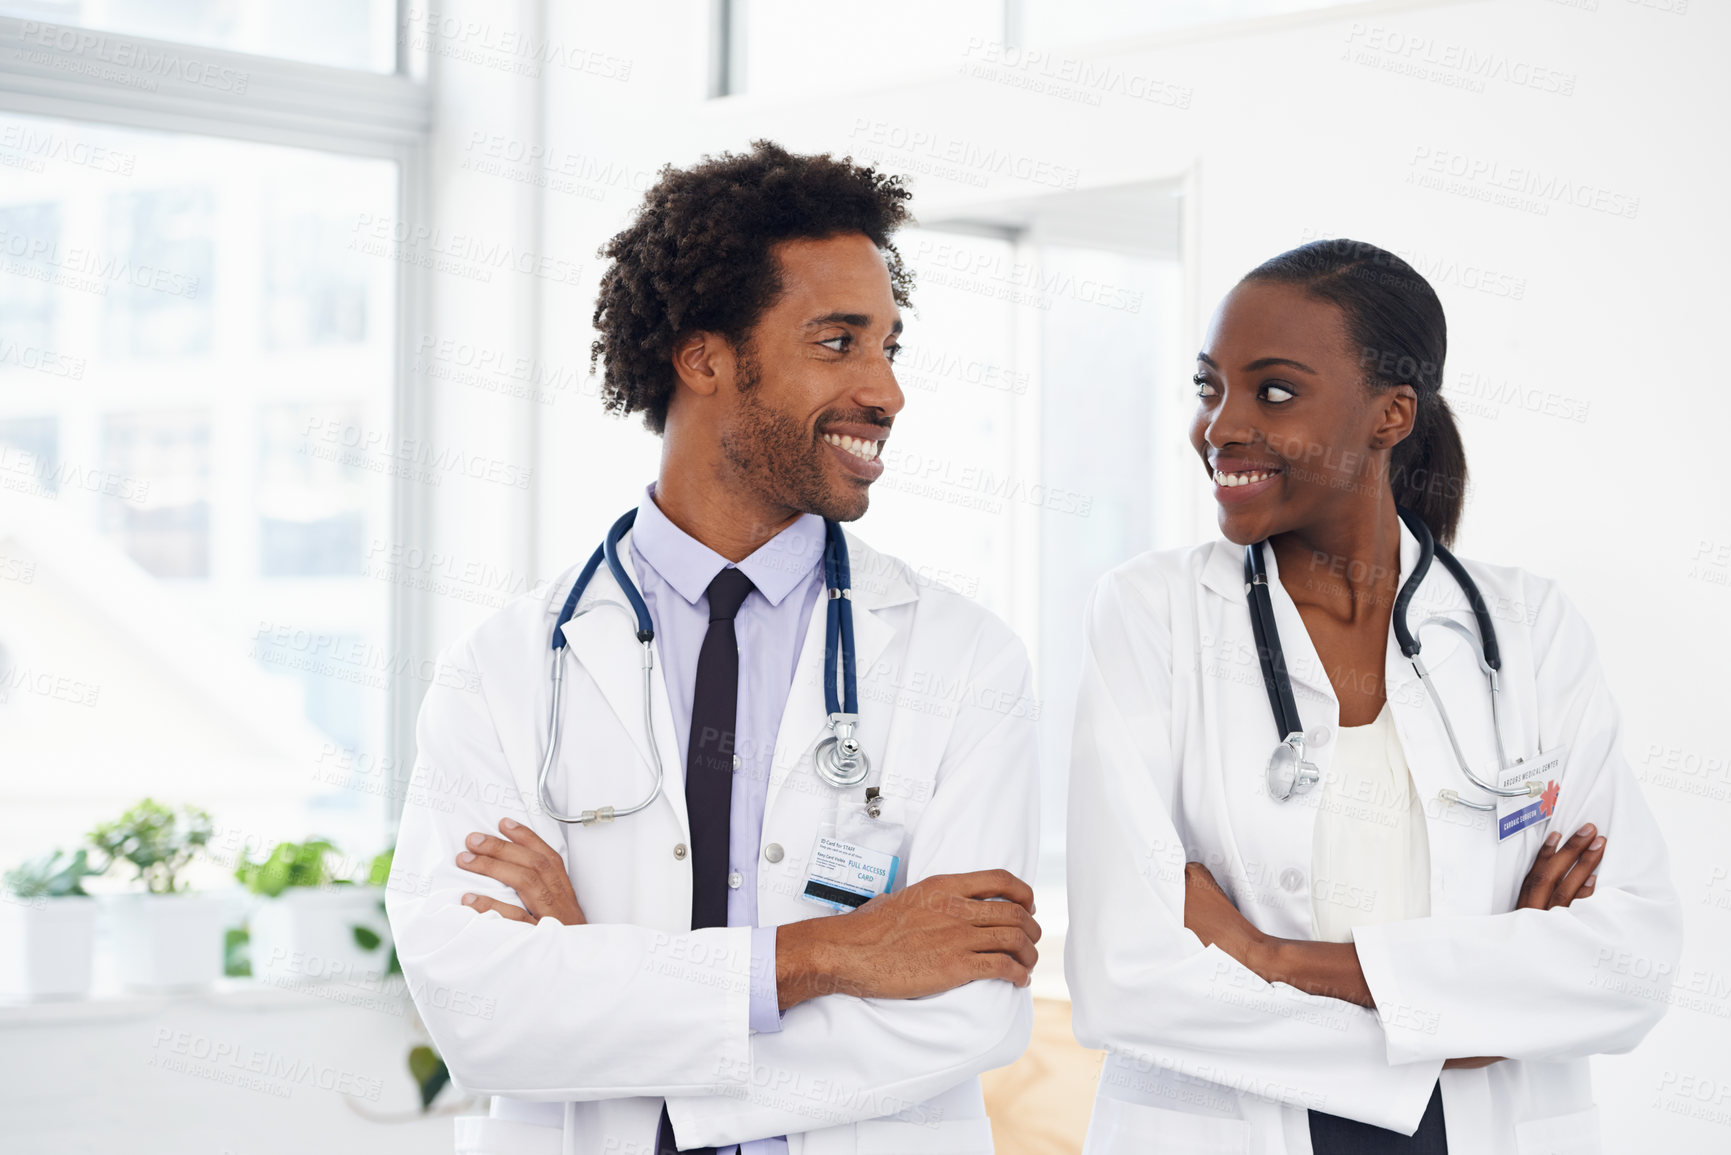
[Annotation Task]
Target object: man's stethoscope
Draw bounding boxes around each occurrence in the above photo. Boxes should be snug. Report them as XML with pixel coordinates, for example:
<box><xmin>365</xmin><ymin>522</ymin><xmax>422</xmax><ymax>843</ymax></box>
<box><xmin>537</xmin><ymin>508</ymin><xmax>871</xmax><ymax>825</ymax></box>
<box><xmin>1246</xmin><ymin>505</ymin><xmax>1543</xmax><ymax>811</ymax></box>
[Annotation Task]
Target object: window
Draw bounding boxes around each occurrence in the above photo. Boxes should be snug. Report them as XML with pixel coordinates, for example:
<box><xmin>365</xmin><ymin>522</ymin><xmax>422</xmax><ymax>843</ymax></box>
<box><xmin>0</xmin><ymin>109</ymin><xmax>401</xmax><ymax>868</ymax></box>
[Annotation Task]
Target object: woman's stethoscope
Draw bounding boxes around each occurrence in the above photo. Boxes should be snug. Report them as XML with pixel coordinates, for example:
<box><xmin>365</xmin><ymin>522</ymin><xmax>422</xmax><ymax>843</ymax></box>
<box><xmin>537</xmin><ymin>508</ymin><xmax>871</xmax><ymax>825</ymax></box>
<box><xmin>1246</xmin><ymin>505</ymin><xmax>1543</xmax><ymax>812</ymax></box>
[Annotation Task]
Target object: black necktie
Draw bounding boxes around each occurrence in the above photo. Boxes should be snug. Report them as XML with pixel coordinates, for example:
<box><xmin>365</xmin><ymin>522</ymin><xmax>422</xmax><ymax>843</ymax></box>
<box><xmin>660</xmin><ymin>567</ymin><xmax>755</xmax><ymax>1155</ymax></box>
<box><xmin>686</xmin><ymin>566</ymin><xmax>754</xmax><ymax>931</ymax></box>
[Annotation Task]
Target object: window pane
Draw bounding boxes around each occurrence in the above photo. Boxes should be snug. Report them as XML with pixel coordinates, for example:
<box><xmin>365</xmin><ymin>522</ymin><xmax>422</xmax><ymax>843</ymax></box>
<box><xmin>0</xmin><ymin>112</ymin><xmax>398</xmax><ymax>878</ymax></box>
<box><xmin>0</xmin><ymin>0</ymin><xmax>397</xmax><ymax>73</ymax></box>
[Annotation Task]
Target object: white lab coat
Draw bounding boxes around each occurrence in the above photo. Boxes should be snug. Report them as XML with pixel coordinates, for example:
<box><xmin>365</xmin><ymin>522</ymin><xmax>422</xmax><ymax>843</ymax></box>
<box><xmin>387</xmin><ymin>528</ymin><xmax>1038</xmax><ymax>1155</ymax></box>
<box><xmin>1065</xmin><ymin>519</ymin><xmax>1682</xmax><ymax>1155</ymax></box>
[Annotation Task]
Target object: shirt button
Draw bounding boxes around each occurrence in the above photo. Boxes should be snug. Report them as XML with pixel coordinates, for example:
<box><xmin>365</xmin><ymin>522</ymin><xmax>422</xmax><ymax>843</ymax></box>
<box><xmin>672</xmin><ymin>843</ymin><xmax>687</xmax><ymax>860</ymax></box>
<box><xmin>732</xmin><ymin>754</ymin><xmax>741</xmax><ymax>771</ymax></box>
<box><xmin>763</xmin><ymin>843</ymin><xmax>784</xmax><ymax>864</ymax></box>
<box><xmin>1280</xmin><ymin>867</ymin><xmax>1305</xmax><ymax>892</ymax></box>
<box><xmin>1309</xmin><ymin>726</ymin><xmax>1332</xmax><ymax>746</ymax></box>
<box><xmin>727</xmin><ymin>872</ymin><xmax>744</xmax><ymax>889</ymax></box>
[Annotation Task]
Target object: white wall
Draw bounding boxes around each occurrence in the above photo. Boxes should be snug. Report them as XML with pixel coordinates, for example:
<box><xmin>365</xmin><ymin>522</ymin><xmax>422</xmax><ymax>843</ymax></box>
<box><xmin>411</xmin><ymin>0</ymin><xmax>1731</xmax><ymax>1146</ymax></box>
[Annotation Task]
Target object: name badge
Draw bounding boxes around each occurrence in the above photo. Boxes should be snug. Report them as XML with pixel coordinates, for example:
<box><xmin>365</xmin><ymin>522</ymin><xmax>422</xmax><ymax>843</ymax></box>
<box><xmin>802</xmin><ymin>835</ymin><xmax>900</xmax><ymax>910</ymax></box>
<box><xmin>801</xmin><ymin>798</ymin><xmax>905</xmax><ymax>911</ymax></box>
<box><xmin>1496</xmin><ymin>746</ymin><xmax>1566</xmax><ymax>841</ymax></box>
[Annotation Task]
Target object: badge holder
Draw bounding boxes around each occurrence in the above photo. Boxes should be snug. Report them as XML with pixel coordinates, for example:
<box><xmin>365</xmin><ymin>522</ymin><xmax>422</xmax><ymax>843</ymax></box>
<box><xmin>801</xmin><ymin>787</ymin><xmax>907</xmax><ymax>911</ymax></box>
<box><xmin>1495</xmin><ymin>746</ymin><xmax>1567</xmax><ymax>841</ymax></box>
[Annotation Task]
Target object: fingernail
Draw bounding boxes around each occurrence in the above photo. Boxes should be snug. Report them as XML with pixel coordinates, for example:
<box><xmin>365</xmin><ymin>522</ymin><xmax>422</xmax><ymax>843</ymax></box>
<box><xmin>1585</xmin><ymin>874</ymin><xmax>1597</xmax><ymax>888</ymax></box>
<box><xmin>1545</xmin><ymin>832</ymin><xmax>1561</xmax><ymax>848</ymax></box>
<box><xmin>501</xmin><ymin>818</ymin><xmax>518</xmax><ymax>830</ymax></box>
<box><xmin>457</xmin><ymin>851</ymin><xmax>475</xmax><ymax>864</ymax></box>
<box><xmin>1578</xmin><ymin>824</ymin><xmax>1596</xmax><ymax>838</ymax></box>
<box><xmin>466</xmin><ymin>833</ymin><xmax>484</xmax><ymax>848</ymax></box>
<box><xmin>461</xmin><ymin>893</ymin><xmax>477</xmax><ymax>905</ymax></box>
<box><xmin>1590</xmin><ymin>836</ymin><xmax>1605</xmax><ymax>851</ymax></box>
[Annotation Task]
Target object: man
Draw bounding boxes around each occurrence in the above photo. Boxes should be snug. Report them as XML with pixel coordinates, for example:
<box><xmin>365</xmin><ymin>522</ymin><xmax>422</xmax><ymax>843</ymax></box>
<box><xmin>387</xmin><ymin>141</ymin><xmax>1042</xmax><ymax>1155</ymax></box>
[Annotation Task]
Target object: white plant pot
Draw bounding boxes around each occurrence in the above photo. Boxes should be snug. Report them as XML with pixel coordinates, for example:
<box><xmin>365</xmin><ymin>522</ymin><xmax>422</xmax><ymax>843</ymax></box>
<box><xmin>105</xmin><ymin>891</ymin><xmax>229</xmax><ymax>991</ymax></box>
<box><xmin>0</xmin><ymin>895</ymin><xmax>97</xmax><ymax>999</ymax></box>
<box><xmin>248</xmin><ymin>886</ymin><xmax>392</xmax><ymax>988</ymax></box>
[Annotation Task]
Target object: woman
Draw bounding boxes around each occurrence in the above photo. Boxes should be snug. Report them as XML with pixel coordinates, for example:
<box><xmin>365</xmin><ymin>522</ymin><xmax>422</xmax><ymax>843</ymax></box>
<box><xmin>1064</xmin><ymin>239</ymin><xmax>1682</xmax><ymax>1154</ymax></box>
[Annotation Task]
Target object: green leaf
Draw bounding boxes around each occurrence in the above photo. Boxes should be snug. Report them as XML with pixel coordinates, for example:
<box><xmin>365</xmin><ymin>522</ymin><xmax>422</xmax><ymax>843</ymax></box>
<box><xmin>3</xmin><ymin>848</ymin><xmax>97</xmax><ymax>898</ymax></box>
<box><xmin>351</xmin><ymin>925</ymin><xmax>382</xmax><ymax>951</ymax></box>
<box><xmin>224</xmin><ymin>927</ymin><xmax>252</xmax><ymax>978</ymax></box>
<box><xmin>408</xmin><ymin>1045</ymin><xmax>450</xmax><ymax>1110</ymax></box>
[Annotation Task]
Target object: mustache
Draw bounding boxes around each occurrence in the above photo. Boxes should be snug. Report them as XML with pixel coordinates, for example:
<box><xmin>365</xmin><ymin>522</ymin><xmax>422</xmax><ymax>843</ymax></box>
<box><xmin>815</xmin><ymin>409</ymin><xmax>894</xmax><ymax>433</ymax></box>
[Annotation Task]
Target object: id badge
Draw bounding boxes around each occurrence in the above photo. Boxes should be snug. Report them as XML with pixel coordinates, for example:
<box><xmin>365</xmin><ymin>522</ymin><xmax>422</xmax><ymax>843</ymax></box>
<box><xmin>1496</xmin><ymin>746</ymin><xmax>1566</xmax><ymax>841</ymax></box>
<box><xmin>801</xmin><ymin>800</ymin><xmax>905</xmax><ymax>911</ymax></box>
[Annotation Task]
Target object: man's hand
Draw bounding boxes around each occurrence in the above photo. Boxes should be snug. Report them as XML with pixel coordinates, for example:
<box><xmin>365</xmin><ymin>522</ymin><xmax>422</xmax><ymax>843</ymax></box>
<box><xmin>456</xmin><ymin>818</ymin><xmax>586</xmax><ymax>926</ymax></box>
<box><xmin>1516</xmin><ymin>823</ymin><xmax>1604</xmax><ymax>910</ymax></box>
<box><xmin>774</xmin><ymin>869</ymin><xmax>1040</xmax><ymax>1011</ymax></box>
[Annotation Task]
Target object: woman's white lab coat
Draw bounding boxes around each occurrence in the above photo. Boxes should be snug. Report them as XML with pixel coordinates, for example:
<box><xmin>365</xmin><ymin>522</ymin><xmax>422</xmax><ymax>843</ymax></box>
<box><xmin>1065</xmin><ymin>518</ymin><xmax>1682</xmax><ymax>1154</ymax></box>
<box><xmin>387</xmin><ymin>530</ymin><xmax>1038</xmax><ymax>1155</ymax></box>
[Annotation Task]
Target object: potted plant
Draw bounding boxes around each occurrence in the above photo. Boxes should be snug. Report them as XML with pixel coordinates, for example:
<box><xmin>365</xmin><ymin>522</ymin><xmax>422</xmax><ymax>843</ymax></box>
<box><xmin>89</xmin><ymin>799</ymin><xmax>226</xmax><ymax>991</ymax></box>
<box><xmin>236</xmin><ymin>839</ymin><xmax>392</xmax><ymax>987</ymax></box>
<box><xmin>0</xmin><ymin>849</ymin><xmax>100</xmax><ymax>999</ymax></box>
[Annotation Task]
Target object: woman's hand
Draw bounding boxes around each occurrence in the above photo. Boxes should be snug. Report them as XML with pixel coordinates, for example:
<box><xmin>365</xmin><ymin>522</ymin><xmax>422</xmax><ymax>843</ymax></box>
<box><xmin>1516</xmin><ymin>823</ymin><xmax>1605</xmax><ymax>910</ymax></box>
<box><xmin>456</xmin><ymin>818</ymin><xmax>586</xmax><ymax>926</ymax></box>
<box><xmin>1183</xmin><ymin>861</ymin><xmax>1271</xmax><ymax>971</ymax></box>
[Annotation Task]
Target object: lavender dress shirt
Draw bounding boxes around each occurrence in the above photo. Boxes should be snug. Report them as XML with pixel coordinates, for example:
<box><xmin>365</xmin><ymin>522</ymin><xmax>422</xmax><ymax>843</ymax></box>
<box><xmin>629</xmin><ymin>485</ymin><xmax>826</xmax><ymax>1155</ymax></box>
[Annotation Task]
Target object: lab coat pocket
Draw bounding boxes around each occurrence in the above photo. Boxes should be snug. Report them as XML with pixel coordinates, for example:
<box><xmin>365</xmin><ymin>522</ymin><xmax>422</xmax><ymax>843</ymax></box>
<box><xmin>1084</xmin><ymin>1096</ymin><xmax>1252</xmax><ymax>1154</ymax></box>
<box><xmin>1513</xmin><ymin>1104</ymin><xmax>1601</xmax><ymax>1154</ymax></box>
<box><xmin>856</xmin><ymin>1115</ymin><xmax>996</xmax><ymax>1154</ymax></box>
<box><xmin>453</xmin><ymin>1114</ymin><xmax>563</xmax><ymax>1155</ymax></box>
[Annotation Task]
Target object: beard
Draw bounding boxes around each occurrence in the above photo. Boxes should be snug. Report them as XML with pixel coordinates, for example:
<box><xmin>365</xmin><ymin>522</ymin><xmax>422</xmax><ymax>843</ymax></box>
<box><xmin>718</xmin><ymin>350</ymin><xmax>872</xmax><ymax>523</ymax></box>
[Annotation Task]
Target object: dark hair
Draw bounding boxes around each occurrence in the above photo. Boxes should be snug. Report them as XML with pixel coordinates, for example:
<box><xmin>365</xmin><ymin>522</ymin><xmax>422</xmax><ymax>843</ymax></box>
<box><xmin>1242</xmin><ymin>238</ymin><xmax>1468</xmax><ymax>546</ymax></box>
<box><xmin>589</xmin><ymin>140</ymin><xmax>915</xmax><ymax>434</ymax></box>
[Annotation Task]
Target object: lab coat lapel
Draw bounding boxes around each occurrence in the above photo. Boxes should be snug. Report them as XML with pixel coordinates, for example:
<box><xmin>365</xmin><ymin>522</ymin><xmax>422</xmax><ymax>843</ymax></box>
<box><xmin>764</xmin><ymin>533</ymin><xmax>908</xmax><ymax>821</ymax></box>
<box><xmin>557</xmin><ymin>530</ymin><xmax>689</xmax><ymax>838</ymax></box>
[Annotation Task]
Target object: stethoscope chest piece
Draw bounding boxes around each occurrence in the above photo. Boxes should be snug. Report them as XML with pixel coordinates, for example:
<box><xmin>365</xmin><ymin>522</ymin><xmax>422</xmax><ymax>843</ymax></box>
<box><xmin>1266</xmin><ymin>732</ymin><xmax>1321</xmax><ymax>802</ymax></box>
<box><xmin>814</xmin><ymin>713</ymin><xmax>870</xmax><ymax>788</ymax></box>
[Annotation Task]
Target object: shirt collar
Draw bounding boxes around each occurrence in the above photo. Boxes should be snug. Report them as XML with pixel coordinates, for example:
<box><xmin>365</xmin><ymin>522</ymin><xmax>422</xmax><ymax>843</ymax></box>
<box><xmin>632</xmin><ymin>484</ymin><xmax>826</xmax><ymax>608</ymax></box>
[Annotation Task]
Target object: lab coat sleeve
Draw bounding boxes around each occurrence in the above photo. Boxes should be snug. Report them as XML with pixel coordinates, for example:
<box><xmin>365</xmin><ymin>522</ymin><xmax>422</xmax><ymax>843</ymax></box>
<box><xmin>1351</xmin><ymin>580</ymin><xmax>1684</xmax><ymax>1065</ymax></box>
<box><xmin>1065</xmin><ymin>568</ymin><xmax>1443</xmax><ymax>1133</ymax></box>
<box><xmin>662</xmin><ymin>622</ymin><xmax>1039</xmax><ymax>1148</ymax></box>
<box><xmin>385</xmin><ymin>640</ymin><xmax>755</xmax><ymax>1102</ymax></box>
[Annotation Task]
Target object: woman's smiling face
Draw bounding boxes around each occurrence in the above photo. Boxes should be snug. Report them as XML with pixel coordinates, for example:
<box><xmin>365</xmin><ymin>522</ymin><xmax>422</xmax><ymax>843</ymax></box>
<box><xmin>1190</xmin><ymin>279</ymin><xmax>1416</xmax><ymax>546</ymax></box>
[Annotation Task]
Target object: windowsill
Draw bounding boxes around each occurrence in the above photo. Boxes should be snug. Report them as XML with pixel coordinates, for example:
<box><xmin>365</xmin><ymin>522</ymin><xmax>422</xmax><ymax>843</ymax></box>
<box><xmin>0</xmin><ymin>975</ymin><xmax>411</xmax><ymax>1026</ymax></box>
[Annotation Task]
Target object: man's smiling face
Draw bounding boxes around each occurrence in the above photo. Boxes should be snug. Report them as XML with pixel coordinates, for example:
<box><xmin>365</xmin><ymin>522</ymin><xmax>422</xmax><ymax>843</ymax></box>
<box><xmin>716</xmin><ymin>232</ymin><xmax>906</xmax><ymax>523</ymax></box>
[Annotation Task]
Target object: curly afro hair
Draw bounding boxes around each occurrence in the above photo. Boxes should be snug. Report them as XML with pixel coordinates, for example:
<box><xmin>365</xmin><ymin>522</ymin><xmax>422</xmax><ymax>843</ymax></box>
<box><xmin>589</xmin><ymin>140</ymin><xmax>915</xmax><ymax>434</ymax></box>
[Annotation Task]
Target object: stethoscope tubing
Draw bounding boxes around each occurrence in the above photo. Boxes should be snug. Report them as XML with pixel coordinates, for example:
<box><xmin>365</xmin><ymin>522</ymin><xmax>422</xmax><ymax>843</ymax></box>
<box><xmin>539</xmin><ymin>509</ymin><xmax>863</xmax><ymax>824</ymax></box>
<box><xmin>1245</xmin><ymin>506</ymin><xmax>1533</xmax><ymax>808</ymax></box>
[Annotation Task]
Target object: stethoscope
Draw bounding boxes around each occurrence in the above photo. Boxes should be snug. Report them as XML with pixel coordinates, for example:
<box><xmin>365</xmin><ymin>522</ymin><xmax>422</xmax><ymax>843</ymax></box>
<box><xmin>1246</xmin><ymin>505</ymin><xmax>1543</xmax><ymax>812</ymax></box>
<box><xmin>537</xmin><ymin>508</ymin><xmax>870</xmax><ymax>825</ymax></box>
